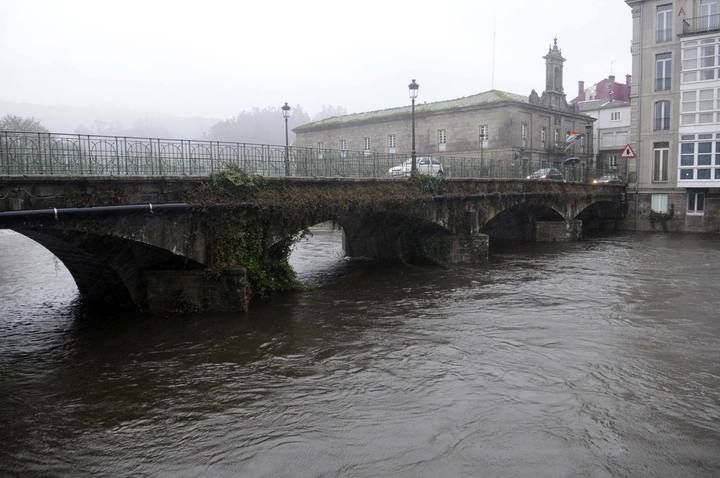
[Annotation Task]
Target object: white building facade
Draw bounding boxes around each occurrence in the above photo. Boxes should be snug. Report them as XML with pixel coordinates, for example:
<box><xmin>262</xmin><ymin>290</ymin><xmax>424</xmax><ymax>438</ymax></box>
<box><xmin>626</xmin><ymin>0</ymin><xmax>720</xmax><ymax>232</ymax></box>
<box><xmin>578</xmin><ymin>100</ymin><xmax>632</xmax><ymax>176</ymax></box>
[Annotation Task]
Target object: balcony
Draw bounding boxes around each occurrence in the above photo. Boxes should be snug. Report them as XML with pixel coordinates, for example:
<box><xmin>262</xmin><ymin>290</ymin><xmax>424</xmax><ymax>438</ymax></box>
<box><xmin>683</xmin><ymin>14</ymin><xmax>720</xmax><ymax>36</ymax></box>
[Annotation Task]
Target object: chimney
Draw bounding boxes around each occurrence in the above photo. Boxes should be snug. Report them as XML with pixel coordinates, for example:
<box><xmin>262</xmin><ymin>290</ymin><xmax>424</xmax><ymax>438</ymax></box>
<box><xmin>626</xmin><ymin>74</ymin><xmax>632</xmax><ymax>85</ymax></box>
<box><xmin>578</xmin><ymin>80</ymin><xmax>585</xmax><ymax>101</ymax></box>
<box><xmin>609</xmin><ymin>74</ymin><xmax>616</xmax><ymax>82</ymax></box>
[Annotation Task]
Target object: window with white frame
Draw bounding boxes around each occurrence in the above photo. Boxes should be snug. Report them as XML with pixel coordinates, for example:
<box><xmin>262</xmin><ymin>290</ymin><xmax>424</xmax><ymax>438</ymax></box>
<box><xmin>479</xmin><ymin>125</ymin><xmax>488</xmax><ymax>146</ymax></box>
<box><xmin>700</xmin><ymin>0</ymin><xmax>720</xmax><ymax>30</ymax></box>
<box><xmin>340</xmin><ymin>139</ymin><xmax>347</xmax><ymax>158</ymax></box>
<box><xmin>681</xmin><ymin>88</ymin><xmax>717</xmax><ymax>125</ymax></box>
<box><xmin>610</xmin><ymin>111</ymin><xmax>622</xmax><ymax>121</ymax></box>
<box><xmin>654</xmin><ymin>100</ymin><xmax>671</xmax><ymax>130</ymax></box>
<box><xmin>540</xmin><ymin>126</ymin><xmax>546</xmax><ymax>145</ymax></box>
<box><xmin>688</xmin><ymin>191</ymin><xmax>705</xmax><ymax>214</ymax></box>
<box><xmin>438</xmin><ymin>129</ymin><xmax>447</xmax><ymax>145</ymax></box>
<box><xmin>317</xmin><ymin>142</ymin><xmax>324</xmax><ymax>159</ymax></box>
<box><xmin>438</xmin><ymin>129</ymin><xmax>447</xmax><ymax>151</ymax></box>
<box><xmin>601</xmin><ymin>132</ymin><xmax>614</xmax><ymax>148</ymax></box>
<box><xmin>656</xmin><ymin>4</ymin><xmax>672</xmax><ymax>43</ymax></box>
<box><xmin>656</xmin><ymin>53</ymin><xmax>672</xmax><ymax>91</ymax></box>
<box><xmin>363</xmin><ymin>137</ymin><xmax>371</xmax><ymax>152</ymax></box>
<box><xmin>554</xmin><ymin>128</ymin><xmax>560</xmax><ymax>146</ymax></box>
<box><xmin>682</xmin><ymin>39</ymin><xmax>719</xmax><ymax>83</ymax></box>
<box><xmin>702</xmin><ymin>0</ymin><xmax>719</xmax><ymax>16</ymax></box>
<box><xmin>608</xmin><ymin>154</ymin><xmax>618</xmax><ymax>170</ymax></box>
<box><xmin>601</xmin><ymin>130</ymin><xmax>630</xmax><ymax>148</ymax></box>
<box><xmin>388</xmin><ymin>134</ymin><xmax>396</xmax><ymax>151</ymax></box>
<box><xmin>651</xmin><ymin>193</ymin><xmax>669</xmax><ymax>213</ymax></box>
<box><xmin>521</xmin><ymin>123</ymin><xmax>528</xmax><ymax>147</ymax></box>
<box><xmin>617</xmin><ymin>131</ymin><xmax>628</xmax><ymax>145</ymax></box>
<box><xmin>653</xmin><ymin>142</ymin><xmax>670</xmax><ymax>182</ymax></box>
<box><xmin>679</xmin><ymin>133</ymin><xmax>720</xmax><ymax>181</ymax></box>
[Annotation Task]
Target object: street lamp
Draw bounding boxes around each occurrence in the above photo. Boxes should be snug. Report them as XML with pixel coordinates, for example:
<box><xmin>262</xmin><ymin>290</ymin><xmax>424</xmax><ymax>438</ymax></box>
<box><xmin>282</xmin><ymin>102</ymin><xmax>291</xmax><ymax>176</ymax></box>
<box><xmin>408</xmin><ymin>79</ymin><xmax>419</xmax><ymax>176</ymax></box>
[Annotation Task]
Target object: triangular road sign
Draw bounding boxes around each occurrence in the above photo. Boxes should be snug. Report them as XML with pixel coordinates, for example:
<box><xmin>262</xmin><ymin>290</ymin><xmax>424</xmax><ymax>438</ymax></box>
<box><xmin>621</xmin><ymin>144</ymin><xmax>636</xmax><ymax>159</ymax></box>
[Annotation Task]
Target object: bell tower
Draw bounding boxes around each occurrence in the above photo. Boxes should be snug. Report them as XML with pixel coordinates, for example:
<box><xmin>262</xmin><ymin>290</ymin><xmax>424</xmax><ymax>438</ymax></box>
<box><xmin>540</xmin><ymin>38</ymin><xmax>569</xmax><ymax>110</ymax></box>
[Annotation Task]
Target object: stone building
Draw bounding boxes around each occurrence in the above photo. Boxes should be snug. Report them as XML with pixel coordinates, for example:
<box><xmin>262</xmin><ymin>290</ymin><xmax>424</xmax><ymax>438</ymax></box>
<box><xmin>625</xmin><ymin>0</ymin><xmax>720</xmax><ymax>232</ymax></box>
<box><xmin>294</xmin><ymin>40</ymin><xmax>595</xmax><ymax>169</ymax></box>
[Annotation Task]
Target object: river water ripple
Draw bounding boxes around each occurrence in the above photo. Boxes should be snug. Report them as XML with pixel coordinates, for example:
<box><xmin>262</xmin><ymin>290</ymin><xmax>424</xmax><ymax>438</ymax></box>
<box><xmin>1</xmin><ymin>227</ymin><xmax>719</xmax><ymax>477</ymax></box>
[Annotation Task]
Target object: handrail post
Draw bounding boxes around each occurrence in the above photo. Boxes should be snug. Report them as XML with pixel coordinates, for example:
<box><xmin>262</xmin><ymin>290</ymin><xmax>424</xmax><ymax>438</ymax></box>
<box><xmin>159</xmin><ymin>138</ymin><xmax>164</xmax><ymax>176</ymax></box>
<box><xmin>123</xmin><ymin>137</ymin><xmax>128</xmax><ymax>175</ymax></box>
<box><xmin>149</xmin><ymin>138</ymin><xmax>154</xmax><ymax>176</ymax></box>
<box><xmin>115</xmin><ymin>136</ymin><xmax>120</xmax><ymax>176</ymax></box>
<box><xmin>181</xmin><ymin>139</ymin><xmax>186</xmax><ymax>176</ymax></box>
<box><xmin>210</xmin><ymin>141</ymin><xmax>215</xmax><ymax>175</ymax></box>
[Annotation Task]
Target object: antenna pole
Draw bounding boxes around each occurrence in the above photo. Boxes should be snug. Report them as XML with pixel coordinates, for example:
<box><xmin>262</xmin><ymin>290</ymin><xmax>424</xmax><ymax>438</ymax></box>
<box><xmin>491</xmin><ymin>13</ymin><xmax>497</xmax><ymax>89</ymax></box>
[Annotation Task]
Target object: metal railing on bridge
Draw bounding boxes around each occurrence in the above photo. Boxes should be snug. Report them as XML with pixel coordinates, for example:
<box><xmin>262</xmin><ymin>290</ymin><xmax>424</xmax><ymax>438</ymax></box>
<box><xmin>0</xmin><ymin>131</ymin><xmax>619</xmax><ymax>183</ymax></box>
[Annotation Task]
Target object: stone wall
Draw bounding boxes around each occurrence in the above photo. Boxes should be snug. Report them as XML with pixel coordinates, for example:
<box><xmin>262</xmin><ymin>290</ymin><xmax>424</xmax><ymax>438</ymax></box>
<box><xmin>294</xmin><ymin>103</ymin><xmax>593</xmax><ymax>163</ymax></box>
<box><xmin>535</xmin><ymin>220</ymin><xmax>583</xmax><ymax>242</ymax></box>
<box><xmin>622</xmin><ymin>191</ymin><xmax>720</xmax><ymax>233</ymax></box>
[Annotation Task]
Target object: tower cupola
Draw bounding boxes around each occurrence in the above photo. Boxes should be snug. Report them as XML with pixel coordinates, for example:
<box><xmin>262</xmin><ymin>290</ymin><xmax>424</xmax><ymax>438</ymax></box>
<box><xmin>543</xmin><ymin>37</ymin><xmax>566</xmax><ymax>94</ymax></box>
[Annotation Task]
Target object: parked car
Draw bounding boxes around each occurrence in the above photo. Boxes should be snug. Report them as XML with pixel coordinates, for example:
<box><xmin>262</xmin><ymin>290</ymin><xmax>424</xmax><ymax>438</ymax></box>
<box><xmin>592</xmin><ymin>174</ymin><xmax>624</xmax><ymax>185</ymax></box>
<box><xmin>527</xmin><ymin>167</ymin><xmax>563</xmax><ymax>181</ymax></box>
<box><xmin>388</xmin><ymin>157</ymin><xmax>444</xmax><ymax>177</ymax></box>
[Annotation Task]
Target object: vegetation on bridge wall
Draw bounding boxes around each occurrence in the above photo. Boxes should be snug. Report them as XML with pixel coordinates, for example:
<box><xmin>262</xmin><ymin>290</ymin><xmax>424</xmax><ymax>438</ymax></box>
<box><xmin>201</xmin><ymin>169</ymin><xmax>301</xmax><ymax>301</ymax></box>
<box><xmin>207</xmin><ymin>212</ymin><xmax>304</xmax><ymax>301</ymax></box>
<box><xmin>201</xmin><ymin>166</ymin><xmax>462</xmax><ymax>299</ymax></box>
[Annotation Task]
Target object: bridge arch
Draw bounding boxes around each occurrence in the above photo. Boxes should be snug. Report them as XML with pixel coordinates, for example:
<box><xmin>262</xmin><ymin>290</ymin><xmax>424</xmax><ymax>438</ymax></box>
<box><xmin>575</xmin><ymin>200</ymin><xmax>625</xmax><ymax>234</ymax></box>
<box><xmin>10</xmin><ymin>227</ymin><xmax>204</xmax><ymax>311</ymax></box>
<box><xmin>333</xmin><ymin>209</ymin><xmax>464</xmax><ymax>265</ymax></box>
<box><xmin>482</xmin><ymin>203</ymin><xmax>566</xmax><ymax>243</ymax></box>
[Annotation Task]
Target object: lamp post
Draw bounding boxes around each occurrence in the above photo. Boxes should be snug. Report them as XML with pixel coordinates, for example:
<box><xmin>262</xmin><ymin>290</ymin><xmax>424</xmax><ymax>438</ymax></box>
<box><xmin>282</xmin><ymin>102</ymin><xmax>291</xmax><ymax>176</ymax></box>
<box><xmin>479</xmin><ymin>128</ymin><xmax>486</xmax><ymax>176</ymax></box>
<box><xmin>408</xmin><ymin>79</ymin><xmax>419</xmax><ymax>176</ymax></box>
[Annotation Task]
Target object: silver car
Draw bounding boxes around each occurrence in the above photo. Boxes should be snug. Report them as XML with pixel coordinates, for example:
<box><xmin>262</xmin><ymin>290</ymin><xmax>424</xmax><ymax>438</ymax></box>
<box><xmin>592</xmin><ymin>174</ymin><xmax>624</xmax><ymax>185</ymax></box>
<box><xmin>388</xmin><ymin>157</ymin><xmax>444</xmax><ymax>177</ymax></box>
<box><xmin>527</xmin><ymin>167</ymin><xmax>564</xmax><ymax>181</ymax></box>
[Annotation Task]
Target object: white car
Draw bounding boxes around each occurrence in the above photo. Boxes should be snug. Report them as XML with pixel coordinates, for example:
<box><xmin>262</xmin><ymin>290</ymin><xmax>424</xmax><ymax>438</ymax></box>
<box><xmin>388</xmin><ymin>157</ymin><xmax>444</xmax><ymax>177</ymax></box>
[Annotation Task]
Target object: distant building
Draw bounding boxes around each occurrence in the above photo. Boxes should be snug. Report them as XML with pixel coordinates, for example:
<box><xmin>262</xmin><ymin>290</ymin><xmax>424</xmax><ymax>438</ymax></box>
<box><xmin>625</xmin><ymin>0</ymin><xmax>720</xmax><ymax>232</ymax></box>
<box><xmin>294</xmin><ymin>39</ymin><xmax>595</xmax><ymax>169</ymax></box>
<box><xmin>572</xmin><ymin>75</ymin><xmax>632</xmax><ymax>103</ymax></box>
<box><xmin>578</xmin><ymin>99</ymin><xmax>631</xmax><ymax>174</ymax></box>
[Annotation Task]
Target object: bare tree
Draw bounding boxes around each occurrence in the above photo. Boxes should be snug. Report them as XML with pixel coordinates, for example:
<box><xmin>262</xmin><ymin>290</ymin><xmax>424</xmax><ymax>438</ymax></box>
<box><xmin>207</xmin><ymin>105</ymin><xmax>312</xmax><ymax>145</ymax></box>
<box><xmin>0</xmin><ymin>115</ymin><xmax>49</xmax><ymax>133</ymax></box>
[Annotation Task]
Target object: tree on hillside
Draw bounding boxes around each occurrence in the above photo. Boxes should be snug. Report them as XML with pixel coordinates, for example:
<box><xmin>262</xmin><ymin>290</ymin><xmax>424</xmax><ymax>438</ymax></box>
<box><xmin>207</xmin><ymin>105</ymin><xmax>312</xmax><ymax>145</ymax></box>
<box><xmin>0</xmin><ymin>115</ymin><xmax>49</xmax><ymax>133</ymax></box>
<box><xmin>313</xmin><ymin>105</ymin><xmax>348</xmax><ymax>121</ymax></box>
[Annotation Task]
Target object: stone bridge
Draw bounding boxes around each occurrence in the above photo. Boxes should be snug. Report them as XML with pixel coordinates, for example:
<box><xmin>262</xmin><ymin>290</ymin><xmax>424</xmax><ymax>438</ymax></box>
<box><xmin>0</xmin><ymin>176</ymin><xmax>625</xmax><ymax>314</ymax></box>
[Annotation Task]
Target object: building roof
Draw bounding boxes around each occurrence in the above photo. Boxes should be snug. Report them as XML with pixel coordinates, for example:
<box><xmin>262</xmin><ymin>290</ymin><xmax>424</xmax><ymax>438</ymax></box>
<box><xmin>294</xmin><ymin>89</ymin><xmax>529</xmax><ymax>132</ymax></box>
<box><xmin>572</xmin><ymin>75</ymin><xmax>631</xmax><ymax>103</ymax></box>
<box><xmin>576</xmin><ymin>99</ymin><xmax>630</xmax><ymax>112</ymax></box>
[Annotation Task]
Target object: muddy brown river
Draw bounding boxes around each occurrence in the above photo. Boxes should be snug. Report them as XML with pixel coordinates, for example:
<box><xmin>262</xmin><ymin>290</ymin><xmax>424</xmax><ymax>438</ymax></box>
<box><xmin>1</xmin><ymin>228</ymin><xmax>719</xmax><ymax>477</ymax></box>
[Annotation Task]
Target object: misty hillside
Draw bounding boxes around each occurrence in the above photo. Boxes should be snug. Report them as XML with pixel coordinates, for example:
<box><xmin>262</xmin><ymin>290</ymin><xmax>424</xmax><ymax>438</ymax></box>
<box><xmin>0</xmin><ymin>99</ymin><xmax>219</xmax><ymax>140</ymax></box>
<box><xmin>0</xmin><ymin>100</ymin><xmax>348</xmax><ymax>146</ymax></box>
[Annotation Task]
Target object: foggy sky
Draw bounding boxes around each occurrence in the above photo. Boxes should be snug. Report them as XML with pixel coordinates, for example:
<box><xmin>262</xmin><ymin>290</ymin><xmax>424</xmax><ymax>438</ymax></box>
<box><xmin>0</xmin><ymin>0</ymin><xmax>632</xmax><ymax>119</ymax></box>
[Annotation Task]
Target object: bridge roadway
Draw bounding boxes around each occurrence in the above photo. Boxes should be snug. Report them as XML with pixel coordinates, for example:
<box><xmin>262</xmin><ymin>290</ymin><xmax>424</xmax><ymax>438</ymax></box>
<box><xmin>0</xmin><ymin>176</ymin><xmax>625</xmax><ymax>314</ymax></box>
